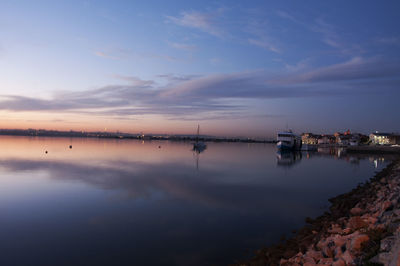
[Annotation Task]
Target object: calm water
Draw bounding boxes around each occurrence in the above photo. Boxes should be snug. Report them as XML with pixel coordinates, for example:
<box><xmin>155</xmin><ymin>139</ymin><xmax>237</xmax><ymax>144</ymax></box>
<box><xmin>0</xmin><ymin>136</ymin><xmax>393</xmax><ymax>266</ymax></box>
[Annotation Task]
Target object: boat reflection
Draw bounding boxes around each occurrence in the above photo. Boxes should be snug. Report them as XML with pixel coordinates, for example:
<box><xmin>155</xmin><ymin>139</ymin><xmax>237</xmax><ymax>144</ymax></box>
<box><xmin>276</xmin><ymin>150</ymin><xmax>302</xmax><ymax>167</ymax></box>
<box><xmin>193</xmin><ymin>144</ymin><xmax>207</xmax><ymax>154</ymax></box>
<box><xmin>192</xmin><ymin>142</ymin><xmax>207</xmax><ymax>170</ymax></box>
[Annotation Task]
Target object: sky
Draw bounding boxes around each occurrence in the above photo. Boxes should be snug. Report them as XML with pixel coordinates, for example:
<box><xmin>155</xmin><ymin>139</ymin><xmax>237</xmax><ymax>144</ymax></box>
<box><xmin>0</xmin><ymin>0</ymin><xmax>399</xmax><ymax>137</ymax></box>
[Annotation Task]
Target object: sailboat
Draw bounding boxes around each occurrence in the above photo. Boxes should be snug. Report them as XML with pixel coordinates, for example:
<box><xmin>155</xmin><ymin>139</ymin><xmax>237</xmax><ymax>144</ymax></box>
<box><xmin>193</xmin><ymin>125</ymin><xmax>207</xmax><ymax>153</ymax></box>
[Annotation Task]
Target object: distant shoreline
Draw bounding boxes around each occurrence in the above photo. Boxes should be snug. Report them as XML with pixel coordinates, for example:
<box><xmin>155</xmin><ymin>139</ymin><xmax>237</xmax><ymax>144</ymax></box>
<box><xmin>0</xmin><ymin>129</ymin><xmax>276</xmax><ymax>144</ymax></box>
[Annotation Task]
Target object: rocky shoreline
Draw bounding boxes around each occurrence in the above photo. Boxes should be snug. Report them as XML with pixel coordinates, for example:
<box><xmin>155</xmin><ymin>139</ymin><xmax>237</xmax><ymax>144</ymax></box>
<box><xmin>238</xmin><ymin>159</ymin><xmax>400</xmax><ymax>266</ymax></box>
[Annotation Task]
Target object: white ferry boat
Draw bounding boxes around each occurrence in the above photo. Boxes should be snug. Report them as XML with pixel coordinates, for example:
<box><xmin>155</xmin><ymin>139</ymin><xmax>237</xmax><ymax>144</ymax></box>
<box><xmin>276</xmin><ymin>130</ymin><xmax>302</xmax><ymax>151</ymax></box>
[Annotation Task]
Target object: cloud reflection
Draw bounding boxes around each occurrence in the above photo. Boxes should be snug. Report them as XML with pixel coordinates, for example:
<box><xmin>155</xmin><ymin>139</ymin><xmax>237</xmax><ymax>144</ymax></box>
<box><xmin>0</xmin><ymin>158</ymin><xmax>314</xmax><ymax>215</ymax></box>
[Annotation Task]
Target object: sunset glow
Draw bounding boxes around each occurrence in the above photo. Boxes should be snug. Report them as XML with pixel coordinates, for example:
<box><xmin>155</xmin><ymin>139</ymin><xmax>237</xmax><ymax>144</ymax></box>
<box><xmin>0</xmin><ymin>1</ymin><xmax>399</xmax><ymax>137</ymax></box>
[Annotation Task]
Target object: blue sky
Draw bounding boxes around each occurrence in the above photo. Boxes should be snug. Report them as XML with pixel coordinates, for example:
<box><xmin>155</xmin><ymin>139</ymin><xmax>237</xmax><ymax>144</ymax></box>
<box><xmin>0</xmin><ymin>0</ymin><xmax>399</xmax><ymax>137</ymax></box>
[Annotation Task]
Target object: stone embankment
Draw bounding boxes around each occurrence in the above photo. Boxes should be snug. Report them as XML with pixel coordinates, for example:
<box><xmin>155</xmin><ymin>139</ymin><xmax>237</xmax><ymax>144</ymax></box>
<box><xmin>239</xmin><ymin>160</ymin><xmax>400</xmax><ymax>266</ymax></box>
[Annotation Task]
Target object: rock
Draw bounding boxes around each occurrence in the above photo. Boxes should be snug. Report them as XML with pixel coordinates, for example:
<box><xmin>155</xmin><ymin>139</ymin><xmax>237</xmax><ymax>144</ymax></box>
<box><xmin>365</xmin><ymin>216</ymin><xmax>378</xmax><ymax>226</ymax></box>
<box><xmin>341</xmin><ymin>228</ymin><xmax>352</xmax><ymax>235</ymax></box>
<box><xmin>303</xmin><ymin>257</ymin><xmax>317</xmax><ymax>265</ymax></box>
<box><xmin>369</xmin><ymin>254</ymin><xmax>381</xmax><ymax>264</ymax></box>
<box><xmin>293</xmin><ymin>252</ymin><xmax>303</xmax><ymax>264</ymax></box>
<box><xmin>382</xmin><ymin>201</ymin><xmax>393</xmax><ymax>212</ymax></box>
<box><xmin>369</xmin><ymin>252</ymin><xmax>391</xmax><ymax>266</ymax></box>
<box><xmin>350</xmin><ymin>234</ymin><xmax>369</xmax><ymax>252</ymax></box>
<box><xmin>279</xmin><ymin>258</ymin><xmax>288</xmax><ymax>265</ymax></box>
<box><xmin>249</xmin><ymin>162</ymin><xmax>400</xmax><ymax>266</ymax></box>
<box><xmin>350</xmin><ymin>207</ymin><xmax>363</xmax><ymax>216</ymax></box>
<box><xmin>372</xmin><ymin>211</ymin><xmax>381</xmax><ymax>218</ymax></box>
<box><xmin>397</xmin><ymin>252</ymin><xmax>400</xmax><ymax>266</ymax></box>
<box><xmin>380</xmin><ymin>236</ymin><xmax>396</xmax><ymax>252</ymax></box>
<box><xmin>328</xmin><ymin>224</ymin><xmax>343</xmax><ymax>234</ymax></box>
<box><xmin>341</xmin><ymin>250</ymin><xmax>354</xmax><ymax>265</ymax></box>
<box><xmin>332</xmin><ymin>258</ymin><xmax>346</xmax><ymax>266</ymax></box>
<box><xmin>305</xmin><ymin>249</ymin><xmax>323</xmax><ymax>263</ymax></box>
<box><xmin>334</xmin><ymin>246</ymin><xmax>343</xmax><ymax>258</ymax></box>
<box><xmin>376</xmin><ymin>223</ymin><xmax>386</xmax><ymax>230</ymax></box>
<box><xmin>332</xmin><ymin>235</ymin><xmax>346</xmax><ymax>247</ymax></box>
<box><xmin>316</xmin><ymin>240</ymin><xmax>325</xmax><ymax>250</ymax></box>
<box><xmin>322</xmin><ymin>245</ymin><xmax>334</xmax><ymax>258</ymax></box>
<box><xmin>347</xmin><ymin>216</ymin><xmax>367</xmax><ymax>230</ymax></box>
<box><xmin>317</xmin><ymin>257</ymin><xmax>333</xmax><ymax>264</ymax></box>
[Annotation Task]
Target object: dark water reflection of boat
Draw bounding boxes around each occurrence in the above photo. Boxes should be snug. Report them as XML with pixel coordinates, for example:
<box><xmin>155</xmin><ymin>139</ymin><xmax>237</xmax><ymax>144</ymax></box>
<box><xmin>276</xmin><ymin>150</ymin><xmax>303</xmax><ymax>167</ymax></box>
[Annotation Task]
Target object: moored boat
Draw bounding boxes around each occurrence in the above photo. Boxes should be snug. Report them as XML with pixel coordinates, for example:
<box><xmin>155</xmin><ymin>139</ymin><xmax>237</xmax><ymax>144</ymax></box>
<box><xmin>193</xmin><ymin>125</ymin><xmax>207</xmax><ymax>153</ymax></box>
<box><xmin>276</xmin><ymin>130</ymin><xmax>302</xmax><ymax>151</ymax></box>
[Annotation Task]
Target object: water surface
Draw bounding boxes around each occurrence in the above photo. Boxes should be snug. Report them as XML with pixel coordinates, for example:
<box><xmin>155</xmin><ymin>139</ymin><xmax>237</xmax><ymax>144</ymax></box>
<box><xmin>0</xmin><ymin>136</ymin><xmax>392</xmax><ymax>265</ymax></box>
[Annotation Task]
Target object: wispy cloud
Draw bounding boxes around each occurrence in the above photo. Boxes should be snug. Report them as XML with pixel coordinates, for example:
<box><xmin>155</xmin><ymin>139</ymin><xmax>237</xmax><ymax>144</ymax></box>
<box><xmin>166</xmin><ymin>8</ymin><xmax>281</xmax><ymax>53</ymax></box>
<box><xmin>376</xmin><ymin>36</ymin><xmax>400</xmax><ymax>45</ymax></box>
<box><xmin>144</xmin><ymin>53</ymin><xmax>181</xmax><ymax>62</ymax></box>
<box><xmin>165</xmin><ymin>10</ymin><xmax>225</xmax><ymax>38</ymax></box>
<box><xmin>1</xmin><ymin>57</ymin><xmax>399</xmax><ymax>120</ymax></box>
<box><xmin>94</xmin><ymin>50</ymin><xmax>122</xmax><ymax>60</ymax></box>
<box><xmin>311</xmin><ymin>18</ymin><xmax>342</xmax><ymax>48</ymax></box>
<box><xmin>209</xmin><ymin>57</ymin><xmax>222</xmax><ymax>65</ymax></box>
<box><xmin>277</xmin><ymin>57</ymin><xmax>399</xmax><ymax>84</ymax></box>
<box><xmin>157</xmin><ymin>74</ymin><xmax>199</xmax><ymax>82</ymax></box>
<box><xmin>93</xmin><ymin>48</ymin><xmax>182</xmax><ymax>62</ymax></box>
<box><xmin>92</xmin><ymin>47</ymin><xmax>133</xmax><ymax>60</ymax></box>
<box><xmin>243</xmin><ymin>15</ymin><xmax>281</xmax><ymax>53</ymax></box>
<box><xmin>168</xmin><ymin>41</ymin><xmax>197</xmax><ymax>51</ymax></box>
<box><xmin>284</xmin><ymin>58</ymin><xmax>311</xmax><ymax>72</ymax></box>
<box><xmin>113</xmin><ymin>75</ymin><xmax>155</xmax><ymax>87</ymax></box>
<box><xmin>276</xmin><ymin>11</ymin><xmax>340</xmax><ymax>49</ymax></box>
<box><xmin>275</xmin><ymin>10</ymin><xmax>299</xmax><ymax>23</ymax></box>
<box><xmin>276</xmin><ymin>11</ymin><xmax>364</xmax><ymax>55</ymax></box>
<box><xmin>248</xmin><ymin>38</ymin><xmax>280</xmax><ymax>53</ymax></box>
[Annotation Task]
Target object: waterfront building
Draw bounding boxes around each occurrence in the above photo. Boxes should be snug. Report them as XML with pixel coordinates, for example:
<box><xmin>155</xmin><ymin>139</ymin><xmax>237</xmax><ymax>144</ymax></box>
<box><xmin>301</xmin><ymin>133</ymin><xmax>318</xmax><ymax>145</ymax></box>
<box><xmin>369</xmin><ymin>132</ymin><xmax>400</xmax><ymax>145</ymax></box>
<box><xmin>317</xmin><ymin>135</ymin><xmax>335</xmax><ymax>145</ymax></box>
<box><xmin>337</xmin><ymin>135</ymin><xmax>351</xmax><ymax>145</ymax></box>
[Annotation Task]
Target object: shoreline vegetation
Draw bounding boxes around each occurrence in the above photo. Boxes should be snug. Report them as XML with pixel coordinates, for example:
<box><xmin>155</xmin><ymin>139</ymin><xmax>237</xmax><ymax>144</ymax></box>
<box><xmin>237</xmin><ymin>159</ymin><xmax>400</xmax><ymax>266</ymax></box>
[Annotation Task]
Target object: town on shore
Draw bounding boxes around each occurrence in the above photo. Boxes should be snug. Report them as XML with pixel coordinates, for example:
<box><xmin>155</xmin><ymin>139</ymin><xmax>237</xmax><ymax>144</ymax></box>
<box><xmin>301</xmin><ymin>130</ymin><xmax>400</xmax><ymax>146</ymax></box>
<box><xmin>0</xmin><ymin>128</ymin><xmax>399</xmax><ymax>147</ymax></box>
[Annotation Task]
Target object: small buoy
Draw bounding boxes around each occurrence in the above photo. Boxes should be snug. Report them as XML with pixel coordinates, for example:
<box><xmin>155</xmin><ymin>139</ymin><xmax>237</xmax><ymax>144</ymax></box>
<box><xmin>45</xmin><ymin>151</ymin><xmax>48</xmax><ymax>154</ymax></box>
<box><xmin>69</xmin><ymin>145</ymin><xmax>72</xmax><ymax>149</ymax></box>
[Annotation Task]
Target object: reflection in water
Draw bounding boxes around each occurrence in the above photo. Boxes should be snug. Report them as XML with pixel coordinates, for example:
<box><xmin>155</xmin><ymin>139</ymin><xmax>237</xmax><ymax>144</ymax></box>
<box><xmin>278</xmin><ymin>147</ymin><xmax>393</xmax><ymax>169</ymax></box>
<box><xmin>276</xmin><ymin>151</ymin><xmax>302</xmax><ymax>167</ymax></box>
<box><xmin>0</xmin><ymin>136</ymin><xmax>395</xmax><ymax>266</ymax></box>
<box><xmin>192</xmin><ymin>145</ymin><xmax>206</xmax><ymax>170</ymax></box>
